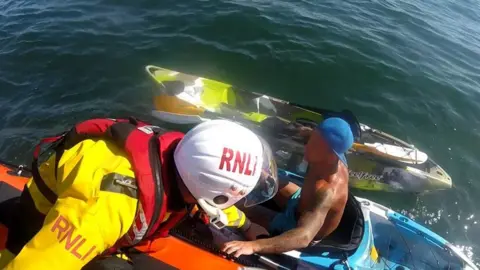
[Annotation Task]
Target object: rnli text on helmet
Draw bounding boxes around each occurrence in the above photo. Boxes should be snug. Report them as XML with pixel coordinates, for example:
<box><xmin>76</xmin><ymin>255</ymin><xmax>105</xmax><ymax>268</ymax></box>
<box><xmin>219</xmin><ymin>147</ymin><xmax>258</xmax><ymax>176</ymax></box>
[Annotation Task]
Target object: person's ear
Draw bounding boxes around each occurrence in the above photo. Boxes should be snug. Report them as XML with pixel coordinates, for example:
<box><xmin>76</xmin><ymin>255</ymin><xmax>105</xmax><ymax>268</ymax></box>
<box><xmin>305</xmin><ymin>130</ymin><xmax>325</xmax><ymax>163</ymax></box>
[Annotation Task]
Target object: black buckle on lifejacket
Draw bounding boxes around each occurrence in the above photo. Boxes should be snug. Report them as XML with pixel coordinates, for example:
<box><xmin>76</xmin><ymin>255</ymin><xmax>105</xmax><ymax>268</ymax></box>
<box><xmin>128</xmin><ymin>117</ymin><xmax>139</xmax><ymax>126</ymax></box>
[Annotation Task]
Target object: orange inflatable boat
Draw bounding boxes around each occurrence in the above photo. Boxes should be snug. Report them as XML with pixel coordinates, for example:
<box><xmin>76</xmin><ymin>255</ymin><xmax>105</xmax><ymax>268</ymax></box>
<box><xmin>0</xmin><ymin>160</ymin><xmax>252</xmax><ymax>270</ymax></box>
<box><xmin>1</xmin><ymin>160</ymin><xmax>477</xmax><ymax>270</ymax></box>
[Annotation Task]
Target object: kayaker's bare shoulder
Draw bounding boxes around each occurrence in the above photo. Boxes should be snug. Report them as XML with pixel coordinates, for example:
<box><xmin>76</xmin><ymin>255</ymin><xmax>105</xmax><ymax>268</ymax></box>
<box><xmin>297</xmin><ymin>160</ymin><xmax>349</xmax><ymax>239</ymax></box>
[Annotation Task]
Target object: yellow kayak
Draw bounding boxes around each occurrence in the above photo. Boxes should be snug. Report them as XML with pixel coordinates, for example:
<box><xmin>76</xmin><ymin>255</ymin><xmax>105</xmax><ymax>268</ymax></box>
<box><xmin>146</xmin><ymin>65</ymin><xmax>452</xmax><ymax>193</ymax></box>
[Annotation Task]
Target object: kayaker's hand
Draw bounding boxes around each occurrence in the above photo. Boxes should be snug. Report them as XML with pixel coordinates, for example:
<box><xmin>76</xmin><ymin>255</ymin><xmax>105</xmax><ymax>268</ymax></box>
<box><xmin>298</xmin><ymin>126</ymin><xmax>313</xmax><ymax>142</ymax></box>
<box><xmin>222</xmin><ymin>240</ymin><xmax>258</xmax><ymax>257</ymax></box>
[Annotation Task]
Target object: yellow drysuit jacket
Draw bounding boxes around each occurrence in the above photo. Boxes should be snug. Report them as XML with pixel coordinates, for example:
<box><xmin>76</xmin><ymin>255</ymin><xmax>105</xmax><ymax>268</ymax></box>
<box><xmin>0</xmin><ymin>138</ymin><xmax>248</xmax><ymax>269</ymax></box>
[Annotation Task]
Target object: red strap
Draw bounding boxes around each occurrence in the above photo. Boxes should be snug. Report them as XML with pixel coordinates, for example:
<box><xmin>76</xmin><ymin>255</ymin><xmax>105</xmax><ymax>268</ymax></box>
<box><xmin>33</xmin><ymin>135</ymin><xmax>64</xmax><ymax>158</ymax></box>
<box><xmin>155</xmin><ymin>211</ymin><xmax>188</xmax><ymax>238</ymax></box>
<box><xmin>74</xmin><ymin>118</ymin><xmax>120</xmax><ymax>136</ymax></box>
<box><xmin>123</xmin><ymin>128</ymin><xmax>157</xmax><ymax>228</ymax></box>
<box><xmin>32</xmin><ymin>118</ymin><xmax>121</xmax><ymax>159</ymax></box>
<box><xmin>148</xmin><ymin>132</ymin><xmax>184</xmax><ymax>233</ymax></box>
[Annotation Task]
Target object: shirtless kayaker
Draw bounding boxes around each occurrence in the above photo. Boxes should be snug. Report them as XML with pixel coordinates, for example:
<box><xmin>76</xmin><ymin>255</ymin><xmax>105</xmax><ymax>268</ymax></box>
<box><xmin>222</xmin><ymin>117</ymin><xmax>354</xmax><ymax>256</ymax></box>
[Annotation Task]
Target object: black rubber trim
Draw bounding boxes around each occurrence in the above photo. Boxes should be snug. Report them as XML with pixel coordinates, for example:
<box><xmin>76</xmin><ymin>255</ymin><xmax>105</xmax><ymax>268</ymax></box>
<box><xmin>82</xmin><ymin>255</ymin><xmax>134</xmax><ymax>270</ymax></box>
<box><xmin>0</xmin><ymin>182</ymin><xmax>22</xmax><ymax>204</ymax></box>
<box><xmin>0</xmin><ymin>182</ymin><xmax>23</xmax><ymax>226</ymax></box>
<box><xmin>168</xmin><ymin>227</ymin><xmax>264</xmax><ymax>268</ymax></box>
<box><xmin>144</xmin><ymin>134</ymin><xmax>164</xmax><ymax>237</ymax></box>
<box><xmin>0</xmin><ymin>159</ymin><xmax>29</xmax><ymax>172</ymax></box>
<box><xmin>100</xmin><ymin>173</ymin><xmax>138</xmax><ymax>199</ymax></box>
<box><xmin>4</xmin><ymin>162</ymin><xmax>32</xmax><ymax>178</ymax></box>
<box><xmin>162</xmin><ymin>80</ymin><xmax>185</xmax><ymax>96</ymax></box>
<box><xmin>6</xmin><ymin>169</ymin><xmax>31</xmax><ymax>178</ymax></box>
<box><xmin>128</xmin><ymin>251</ymin><xmax>179</xmax><ymax>270</ymax></box>
<box><xmin>5</xmin><ymin>188</ymin><xmax>46</xmax><ymax>255</ymax></box>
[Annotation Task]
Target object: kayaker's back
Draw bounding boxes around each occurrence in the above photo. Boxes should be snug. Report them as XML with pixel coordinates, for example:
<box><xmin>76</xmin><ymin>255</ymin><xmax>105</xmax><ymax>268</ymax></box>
<box><xmin>298</xmin><ymin>160</ymin><xmax>349</xmax><ymax>240</ymax></box>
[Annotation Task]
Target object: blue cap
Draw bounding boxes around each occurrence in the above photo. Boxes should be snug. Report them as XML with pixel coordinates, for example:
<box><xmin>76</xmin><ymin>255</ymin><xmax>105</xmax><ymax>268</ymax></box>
<box><xmin>316</xmin><ymin>117</ymin><xmax>354</xmax><ymax>166</ymax></box>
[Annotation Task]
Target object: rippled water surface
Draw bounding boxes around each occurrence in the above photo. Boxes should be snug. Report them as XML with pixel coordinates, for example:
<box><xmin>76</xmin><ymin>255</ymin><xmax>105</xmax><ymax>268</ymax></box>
<box><xmin>1</xmin><ymin>0</ymin><xmax>479</xmax><ymax>265</ymax></box>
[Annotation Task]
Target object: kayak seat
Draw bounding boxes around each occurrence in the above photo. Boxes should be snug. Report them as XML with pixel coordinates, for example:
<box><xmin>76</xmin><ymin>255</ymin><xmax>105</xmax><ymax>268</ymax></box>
<box><xmin>251</xmin><ymin>193</ymin><xmax>365</xmax><ymax>269</ymax></box>
<box><xmin>266</xmin><ymin>173</ymin><xmax>364</xmax><ymax>254</ymax></box>
<box><xmin>161</xmin><ymin>80</ymin><xmax>186</xmax><ymax>96</ymax></box>
<box><xmin>218</xmin><ymin>103</ymin><xmax>245</xmax><ymax>118</ymax></box>
<box><xmin>301</xmin><ymin>192</ymin><xmax>364</xmax><ymax>255</ymax></box>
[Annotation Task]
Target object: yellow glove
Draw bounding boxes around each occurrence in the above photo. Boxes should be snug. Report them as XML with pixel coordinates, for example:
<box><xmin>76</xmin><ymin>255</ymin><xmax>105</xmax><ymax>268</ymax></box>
<box><xmin>221</xmin><ymin>206</ymin><xmax>252</xmax><ymax>232</ymax></box>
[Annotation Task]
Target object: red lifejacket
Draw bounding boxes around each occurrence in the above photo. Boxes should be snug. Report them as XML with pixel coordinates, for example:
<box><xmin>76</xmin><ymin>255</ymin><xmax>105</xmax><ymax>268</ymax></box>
<box><xmin>31</xmin><ymin>117</ymin><xmax>189</xmax><ymax>249</ymax></box>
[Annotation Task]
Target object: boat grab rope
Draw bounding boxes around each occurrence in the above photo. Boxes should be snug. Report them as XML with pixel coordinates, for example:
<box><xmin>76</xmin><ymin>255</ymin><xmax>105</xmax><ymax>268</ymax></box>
<box><xmin>1</xmin><ymin>159</ymin><xmax>32</xmax><ymax>178</ymax></box>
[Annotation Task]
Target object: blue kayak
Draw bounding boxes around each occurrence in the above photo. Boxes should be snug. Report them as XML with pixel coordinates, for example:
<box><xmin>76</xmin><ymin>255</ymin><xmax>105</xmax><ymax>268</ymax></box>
<box><xmin>256</xmin><ymin>169</ymin><xmax>478</xmax><ymax>270</ymax></box>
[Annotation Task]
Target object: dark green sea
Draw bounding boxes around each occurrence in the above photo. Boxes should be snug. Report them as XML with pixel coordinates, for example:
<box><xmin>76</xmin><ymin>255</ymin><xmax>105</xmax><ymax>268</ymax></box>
<box><xmin>1</xmin><ymin>0</ymin><xmax>479</xmax><ymax>265</ymax></box>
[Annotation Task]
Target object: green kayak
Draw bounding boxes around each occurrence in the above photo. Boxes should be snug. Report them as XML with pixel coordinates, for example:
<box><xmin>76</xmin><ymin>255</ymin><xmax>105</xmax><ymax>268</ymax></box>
<box><xmin>146</xmin><ymin>65</ymin><xmax>452</xmax><ymax>193</ymax></box>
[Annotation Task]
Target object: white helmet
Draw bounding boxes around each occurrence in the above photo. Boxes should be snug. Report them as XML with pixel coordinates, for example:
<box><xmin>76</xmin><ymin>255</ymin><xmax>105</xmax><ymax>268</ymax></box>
<box><xmin>174</xmin><ymin>119</ymin><xmax>278</xmax><ymax>227</ymax></box>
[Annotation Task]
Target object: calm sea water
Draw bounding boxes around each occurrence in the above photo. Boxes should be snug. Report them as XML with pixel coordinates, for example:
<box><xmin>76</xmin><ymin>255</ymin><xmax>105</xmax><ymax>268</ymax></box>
<box><xmin>1</xmin><ymin>0</ymin><xmax>479</xmax><ymax>265</ymax></box>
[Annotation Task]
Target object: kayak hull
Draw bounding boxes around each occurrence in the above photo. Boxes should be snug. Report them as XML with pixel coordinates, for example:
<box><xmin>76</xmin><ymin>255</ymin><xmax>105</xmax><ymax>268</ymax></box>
<box><xmin>280</xmin><ymin>171</ymin><xmax>477</xmax><ymax>269</ymax></box>
<box><xmin>146</xmin><ymin>65</ymin><xmax>452</xmax><ymax>193</ymax></box>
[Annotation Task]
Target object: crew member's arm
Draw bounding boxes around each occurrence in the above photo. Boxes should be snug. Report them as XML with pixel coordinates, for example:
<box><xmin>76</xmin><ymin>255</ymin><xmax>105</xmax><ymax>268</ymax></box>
<box><xmin>222</xmin><ymin>181</ymin><xmax>333</xmax><ymax>256</ymax></box>
<box><xmin>222</xmin><ymin>205</ymin><xmax>252</xmax><ymax>232</ymax></box>
<box><xmin>3</xmin><ymin>187</ymin><xmax>137</xmax><ymax>269</ymax></box>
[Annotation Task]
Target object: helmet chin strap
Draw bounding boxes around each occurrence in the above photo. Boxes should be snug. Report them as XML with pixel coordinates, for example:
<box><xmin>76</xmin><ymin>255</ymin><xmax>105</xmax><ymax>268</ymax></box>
<box><xmin>197</xmin><ymin>199</ymin><xmax>228</xmax><ymax>230</ymax></box>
